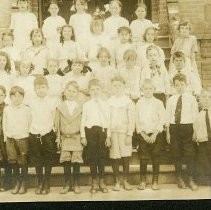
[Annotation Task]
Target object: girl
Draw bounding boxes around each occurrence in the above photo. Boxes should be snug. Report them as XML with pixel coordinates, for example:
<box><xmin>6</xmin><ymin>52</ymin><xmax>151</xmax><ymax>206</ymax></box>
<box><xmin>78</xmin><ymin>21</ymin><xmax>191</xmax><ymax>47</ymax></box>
<box><xmin>42</xmin><ymin>1</ymin><xmax>66</xmax><ymax>50</ymax></box>
<box><xmin>10</xmin><ymin>0</ymin><xmax>38</xmax><ymax>51</ymax></box>
<box><xmin>21</xmin><ymin>29</ymin><xmax>49</xmax><ymax>75</ymax></box>
<box><xmin>107</xmin><ymin>75</ymin><xmax>135</xmax><ymax>191</ymax></box>
<box><xmin>45</xmin><ymin>59</ymin><xmax>63</xmax><ymax>106</ymax></box>
<box><xmin>87</xmin><ymin>16</ymin><xmax>110</xmax><ymax>66</ymax></box>
<box><xmin>136</xmin><ymin>27</ymin><xmax>165</xmax><ymax>68</ymax></box>
<box><xmin>130</xmin><ymin>3</ymin><xmax>153</xmax><ymax>45</ymax></box>
<box><xmin>0</xmin><ymin>52</ymin><xmax>13</xmax><ymax>101</ymax></box>
<box><xmin>55</xmin><ymin>81</ymin><xmax>83</xmax><ymax>194</ymax></box>
<box><xmin>104</xmin><ymin>0</ymin><xmax>129</xmax><ymax>41</ymax></box>
<box><xmin>69</xmin><ymin>0</ymin><xmax>92</xmax><ymax>52</ymax></box>
<box><xmin>58</xmin><ymin>25</ymin><xmax>85</xmax><ymax>71</ymax></box>
<box><xmin>113</xmin><ymin>26</ymin><xmax>135</xmax><ymax>67</ymax></box>
<box><xmin>12</xmin><ymin>60</ymin><xmax>35</xmax><ymax>105</ymax></box>
<box><xmin>118</xmin><ymin>49</ymin><xmax>141</xmax><ymax>101</ymax></box>
<box><xmin>63</xmin><ymin>58</ymin><xmax>93</xmax><ymax>97</ymax></box>
<box><xmin>170</xmin><ymin>21</ymin><xmax>198</xmax><ymax>74</ymax></box>
<box><xmin>90</xmin><ymin>47</ymin><xmax>116</xmax><ymax>99</ymax></box>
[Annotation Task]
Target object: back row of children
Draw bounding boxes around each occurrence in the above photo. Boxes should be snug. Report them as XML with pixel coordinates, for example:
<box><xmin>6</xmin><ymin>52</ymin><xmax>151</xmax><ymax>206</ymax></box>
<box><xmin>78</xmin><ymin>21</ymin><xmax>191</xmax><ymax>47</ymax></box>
<box><xmin>0</xmin><ymin>0</ymin><xmax>209</xmax><ymax>195</ymax></box>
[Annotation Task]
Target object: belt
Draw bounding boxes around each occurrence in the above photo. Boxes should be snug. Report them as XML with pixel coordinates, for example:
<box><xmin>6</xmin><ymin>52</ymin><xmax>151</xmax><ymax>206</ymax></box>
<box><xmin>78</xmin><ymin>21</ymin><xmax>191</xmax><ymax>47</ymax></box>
<box><xmin>30</xmin><ymin>130</ymin><xmax>54</xmax><ymax>144</ymax></box>
<box><xmin>61</xmin><ymin>131</ymin><xmax>80</xmax><ymax>138</ymax></box>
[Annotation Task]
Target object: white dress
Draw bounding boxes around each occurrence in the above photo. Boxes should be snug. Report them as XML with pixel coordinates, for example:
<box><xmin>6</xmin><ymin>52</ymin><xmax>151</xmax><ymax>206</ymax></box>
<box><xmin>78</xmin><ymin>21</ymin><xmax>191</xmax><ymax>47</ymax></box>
<box><xmin>10</xmin><ymin>12</ymin><xmax>38</xmax><ymax>51</ymax></box>
<box><xmin>69</xmin><ymin>13</ymin><xmax>92</xmax><ymax>52</ymax></box>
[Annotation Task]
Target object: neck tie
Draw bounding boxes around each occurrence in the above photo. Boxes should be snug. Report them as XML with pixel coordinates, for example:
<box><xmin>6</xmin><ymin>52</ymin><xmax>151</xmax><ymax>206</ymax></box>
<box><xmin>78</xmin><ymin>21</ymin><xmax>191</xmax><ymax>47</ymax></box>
<box><xmin>205</xmin><ymin>109</ymin><xmax>211</xmax><ymax>139</ymax></box>
<box><xmin>175</xmin><ymin>95</ymin><xmax>182</xmax><ymax>124</ymax></box>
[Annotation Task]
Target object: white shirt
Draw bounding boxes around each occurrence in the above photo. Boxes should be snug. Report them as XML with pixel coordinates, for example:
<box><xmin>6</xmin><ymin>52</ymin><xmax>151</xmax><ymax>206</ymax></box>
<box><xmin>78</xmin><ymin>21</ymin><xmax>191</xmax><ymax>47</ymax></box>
<box><xmin>0</xmin><ymin>71</ymin><xmax>12</xmax><ymax>103</ymax></box>
<box><xmin>166</xmin><ymin>93</ymin><xmax>199</xmax><ymax>125</ymax></box>
<box><xmin>104</xmin><ymin>16</ymin><xmax>129</xmax><ymax>40</ymax></box>
<box><xmin>1</xmin><ymin>46</ymin><xmax>21</xmax><ymax>62</ymax></box>
<box><xmin>80</xmin><ymin>98</ymin><xmax>110</xmax><ymax>138</ymax></box>
<box><xmin>130</xmin><ymin>19</ymin><xmax>153</xmax><ymax>43</ymax></box>
<box><xmin>29</xmin><ymin>96</ymin><xmax>56</xmax><ymax>135</ymax></box>
<box><xmin>3</xmin><ymin>104</ymin><xmax>31</xmax><ymax>140</ymax></box>
<box><xmin>136</xmin><ymin>97</ymin><xmax>166</xmax><ymax>134</ymax></box>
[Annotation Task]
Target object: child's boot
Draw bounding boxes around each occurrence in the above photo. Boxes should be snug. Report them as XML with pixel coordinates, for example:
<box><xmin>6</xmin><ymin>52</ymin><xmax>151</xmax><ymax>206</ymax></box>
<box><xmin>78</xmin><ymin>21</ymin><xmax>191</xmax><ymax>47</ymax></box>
<box><xmin>177</xmin><ymin>176</ymin><xmax>187</xmax><ymax>189</ymax></box>
<box><xmin>73</xmin><ymin>175</ymin><xmax>81</xmax><ymax>194</ymax></box>
<box><xmin>19</xmin><ymin>179</ymin><xmax>27</xmax><ymax>194</ymax></box>
<box><xmin>35</xmin><ymin>176</ymin><xmax>43</xmax><ymax>194</ymax></box>
<box><xmin>152</xmin><ymin>175</ymin><xmax>160</xmax><ymax>190</ymax></box>
<box><xmin>189</xmin><ymin>176</ymin><xmax>198</xmax><ymax>191</ymax></box>
<box><xmin>123</xmin><ymin>178</ymin><xmax>132</xmax><ymax>191</ymax></box>
<box><xmin>138</xmin><ymin>175</ymin><xmax>146</xmax><ymax>190</ymax></box>
<box><xmin>113</xmin><ymin>177</ymin><xmax>121</xmax><ymax>191</ymax></box>
<box><xmin>42</xmin><ymin>177</ymin><xmax>50</xmax><ymax>194</ymax></box>
<box><xmin>90</xmin><ymin>178</ymin><xmax>98</xmax><ymax>194</ymax></box>
<box><xmin>11</xmin><ymin>179</ymin><xmax>20</xmax><ymax>194</ymax></box>
<box><xmin>60</xmin><ymin>179</ymin><xmax>71</xmax><ymax>194</ymax></box>
<box><xmin>99</xmin><ymin>178</ymin><xmax>108</xmax><ymax>193</ymax></box>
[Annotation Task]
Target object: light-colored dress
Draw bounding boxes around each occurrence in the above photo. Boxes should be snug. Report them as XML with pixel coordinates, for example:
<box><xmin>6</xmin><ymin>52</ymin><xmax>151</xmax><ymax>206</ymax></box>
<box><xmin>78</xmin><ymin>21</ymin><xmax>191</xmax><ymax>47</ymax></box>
<box><xmin>0</xmin><ymin>71</ymin><xmax>12</xmax><ymax>103</ymax></box>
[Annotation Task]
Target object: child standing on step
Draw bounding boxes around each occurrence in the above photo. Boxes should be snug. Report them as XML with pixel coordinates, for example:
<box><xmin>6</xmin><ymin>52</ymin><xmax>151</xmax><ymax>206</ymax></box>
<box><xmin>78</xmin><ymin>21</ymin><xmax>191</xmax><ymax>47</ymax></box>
<box><xmin>28</xmin><ymin>76</ymin><xmax>57</xmax><ymax>195</ymax></box>
<box><xmin>3</xmin><ymin>86</ymin><xmax>31</xmax><ymax>194</ymax></box>
<box><xmin>107</xmin><ymin>75</ymin><xmax>135</xmax><ymax>191</ymax></box>
<box><xmin>166</xmin><ymin>73</ymin><xmax>198</xmax><ymax>191</ymax></box>
<box><xmin>136</xmin><ymin>79</ymin><xmax>165</xmax><ymax>190</ymax></box>
<box><xmin>55</xmin><ymin>81</ymin><xmax>83</xmax><ymax>194</ymax></box>
<box><xmin>81</xmin><ymin>79</ymin><xmax>110</xmax><ymax>194</ymax></box>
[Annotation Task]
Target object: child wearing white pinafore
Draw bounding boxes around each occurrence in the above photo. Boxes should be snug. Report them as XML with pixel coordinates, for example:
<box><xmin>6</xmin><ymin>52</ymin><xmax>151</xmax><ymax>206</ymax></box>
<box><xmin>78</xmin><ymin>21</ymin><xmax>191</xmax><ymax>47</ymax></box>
<box><xmin>10</xmin><ymin>0</ymin><xmax>38</xmax><ymax>51</ymax></box>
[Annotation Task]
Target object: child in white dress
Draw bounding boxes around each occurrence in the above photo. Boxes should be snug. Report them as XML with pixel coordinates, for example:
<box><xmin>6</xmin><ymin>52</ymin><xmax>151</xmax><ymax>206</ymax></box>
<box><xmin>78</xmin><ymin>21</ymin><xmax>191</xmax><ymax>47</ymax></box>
<box><xmin>10</xmin><ymin>0</ymin><xmax>38</xmax><ymax>51</ymax></box>
<box><xmin>69</xmin><ymin>0</ymin><xmax>92</xmax><ymax>52</ymax></box>
<box><xmin>42</xmin><ymin>2</ymin><xmax>66</xmax><ymax>51</ymax></box>
<box><xmin>104</xmin><ymin>0</ymin><xmax>129</xmax><ymax>42</ymax></box>
<box><xmin>130</xmin><ymin>3</ymin><xmax>153</xmax><ymax>45</ymax></box>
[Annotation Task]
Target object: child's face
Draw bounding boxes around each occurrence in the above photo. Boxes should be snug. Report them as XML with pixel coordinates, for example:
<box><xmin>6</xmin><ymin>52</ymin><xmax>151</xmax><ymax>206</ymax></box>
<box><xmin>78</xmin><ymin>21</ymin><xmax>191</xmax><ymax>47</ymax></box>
<box><xmin>112</xmin><ymin>81</ymin><xmax>125</xmax><ymax>96</ymax></box>
<box><xmin>72</xmin><ymin>62</ymin><xmax>83</xmax><ymax>74</ymax></box>
<box><xmin>119</xmin><ymin>30</ymin><xmax>130</xmax><ymax>44</ymax></box>
<box><xmin>10</xmin><ymin>92</ymin><xmax>24</xmax><ymax>106</ymax></box>
<box><xmin>18</xmin><ymin>1</ymin><xmax>28</xmax><ymax>12</ymax></box>
<box><xmin>109</xmin><ymin>2</ymin><xmax>121</xmax><ymax>16</ymax></box>
<box><xmin>32</xmin><ymin>32</ymin><xmax>43</xmax><ymax>45</ymax></box>
<box><xmin>174</xmin><ymin>80</ymin><xmax>187</xmax><ymax>94</ymax></box>
<box><xmin>64</xmin><ymin>85</ymin><xmax>78</xmax><ymax>100</ymax></box>
<box><xmin>2</xmin><ymin>35</ymin><xmax>13</xmax><ymax>47</ymax></box>
<box><xmin>147</xmin><ymin>49</ymin><xmax>159</xmax><ymax>65</ymax></box>
<box><xmin>35</xmin><ymin>84</ymin><xmax>48</xmax><ymax>98</ymax></box>
<box><xmin>179</xmin><ymin>25</ymin><xmax>190</xmax><ymax>37</ymax></box>
<box><xmin>75</xmin><ymin>1</ymin><xmax>86</xmax><ymax>12</ymax></box>
<box><xmin>98</xmin><ymin>52</ymin><xmax>110</xmax><ymax>66</ymax></box>
<box><xmin>173</xmin><ymin>57</ymin><xmax>185</xmax><ymax>70</ymax></box>
<box><xmin>20</xmin><ymin>62</ymin><xmax>31</xmax><ymax>76</ymax></box>
<box><xmin>125</xmin><ymin>59</ymin><xmax>136</xmax><ymax>68</ymax></box>
<box><xmin>145</xmin><ymin>29</ymin><xmax>155</xmax><ymax>43</ymax></box>
<box><xmin>0</xmin><ymin>89</ymin><xmax>6</xmax><ymax>104</ymax></box>
<box><xmin>49</xmin><ymin>4</ymin><xmax>59</xmax><ymax>16</ymax></box>
<box><xmin>92</xmin><ymin>23</ymin><xmax>103</xmax><ymax>35</ymax></box>
<box><xmin>0</xmin><ymin>55</ymin><xmax>7</xmax><ymax>70</ymax></box>
<box><xmin>62</xmin><ymin>27</ymin><xmax>73</xmax><ymax>41</ymax></box>
<box><xmin>89</xmin><ymin>85</ymin><xmax>102</xmax><ymax>98</ymax></box>
<box><xmin>47</xmin><ymin>60</ymin><xmax>59</xmax><ymax>75</ymax></box>
<box><xmin>135</xmin><ymin>6</ymin><xmax>146</xmax><ymax>19</ymax></box>
<box><xmin>142</xmin><ymin>83</ymin><xmax>154</xmax><ymax>98</ymax></box>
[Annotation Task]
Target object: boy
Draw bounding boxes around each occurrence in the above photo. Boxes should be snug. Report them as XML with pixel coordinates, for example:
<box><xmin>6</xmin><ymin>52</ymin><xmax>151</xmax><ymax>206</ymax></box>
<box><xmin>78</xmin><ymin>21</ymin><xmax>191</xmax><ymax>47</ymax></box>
<box><xmin>136</xmin><ymin>79</ymin><xmax>165</xmax><ymax>190</ymax></box>
<box><xmin>107</xmin><ymin>75</ymin><xmax>135</xmax><ymax>191</ymax></box>
<box><xmin>3</xmin><ymin>86</ymin><xmax>31</xmax><ymax>194</ymax></box>
<box><xmin>166</xmin><ymin>73</ymin><xmax>198</xmax><ymax>190</ymax></box>
<box><xmin>193</xmin><ymin>89</ymin><xmax>211</xmax><ymax>184</ymax></box>
<box><xmin>169</xmin><ymin>51</ymin><xmax>201</xmax><ymax>96</ymax></box>
<box><xmin>81</xmin><ymin>79</ymin><xmax>110</xmax><ymax>194</ymax></box>
<box><xmin>28</xmin><ymin>76</ymin><xmax>57</xmax><ymax>194</ymax></box>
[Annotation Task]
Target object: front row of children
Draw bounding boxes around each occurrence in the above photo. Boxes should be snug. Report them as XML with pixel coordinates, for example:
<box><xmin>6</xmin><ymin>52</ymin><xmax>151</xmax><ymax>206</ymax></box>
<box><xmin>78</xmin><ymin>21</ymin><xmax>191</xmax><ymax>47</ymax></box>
<box><xmin>0</xmin><ymin>73</ymin><xmax>210</xmax><ymax>195</ymax></box>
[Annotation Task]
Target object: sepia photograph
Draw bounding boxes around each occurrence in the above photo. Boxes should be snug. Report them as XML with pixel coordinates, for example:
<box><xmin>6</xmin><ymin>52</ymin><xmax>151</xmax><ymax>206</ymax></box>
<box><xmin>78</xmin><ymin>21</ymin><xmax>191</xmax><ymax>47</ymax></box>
<box><xmin>0</xmin><ymin>0</ymin><xmax>211</xmax><ymax>203</ymax></box>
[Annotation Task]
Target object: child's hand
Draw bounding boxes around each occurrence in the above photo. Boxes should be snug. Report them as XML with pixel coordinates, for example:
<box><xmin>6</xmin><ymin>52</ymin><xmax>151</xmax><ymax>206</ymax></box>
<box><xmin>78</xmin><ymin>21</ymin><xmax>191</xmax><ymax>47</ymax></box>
<box><xmin>148</xmin><ymin>133</ymin><xmax>157</xmax><ymax>144</ymax></box>
<box><xmin>166</xmin><ymin>131</ymin><xmax>170</xmax><ymax>144</ymax></box>
<box><xmin>105</xmin><ymin>137</ymin><xmax>111</xmax><ymax>147</ymax></box>
<box><xmin>56</xmin><ymin>141</ymin><xmax>61</xmax><ymax>150</ymax></box>
<box><xmin>125</xmin><ymin>135</ymin><xmax>132</xmax><ymax>146</ymax></box>
<box><xmin>140</xmin><ymin>132</ymin><xmax>150</xmax><ymax>143</ymax></box>
<box><xmin>81</xmin><ymin>137</ymin><xmax>87</xmax><ymax>146</ymax></box>
<box><xmin>192</xmin><ymin>132</ymin><xmax>197</xmax><ymax>142</ymax></box>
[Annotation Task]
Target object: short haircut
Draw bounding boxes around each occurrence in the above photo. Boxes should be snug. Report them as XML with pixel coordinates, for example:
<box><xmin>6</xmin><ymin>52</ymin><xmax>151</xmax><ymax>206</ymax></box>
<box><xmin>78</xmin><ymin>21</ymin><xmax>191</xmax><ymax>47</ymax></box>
<box><xmin>111</xmin><ymin>75</ymin><xmax>126</xmax><ymax>85</ymax></box>
<box><xmin>178</xmin><ymin>20</ymin><xmax>191</xmax><ymax>31</ymax></box>
<box><xmin>60</xmin><ymin>25</ymin><xmax>75</xmax><ymax>43</ymax></box>
<box><xmin>49</xmin><ymin>0</ymin><xmax>59</xmax><ymax>7</ymax></box>
<box><xmin>34</xmin><ymin>76</ymin><xmax>48</xmax><ymax>87</ymax></box>
<box><xmin>172</xmin><ymin>51</ymin><xmax>185</xmax><ymax>62</ymax></box>
<box><xmin>2</xmin><ymin>31</ymin><xmax>14</xmax><ymax>41</ymax></box>
<box><xmin>72</xmin><ymin>58</ymin><xmax>85</xmax><ymax>65</ymax></box>
<box><xmin>0</xmin><ymin>85</ymin><xmax>6</xmax><ymax>95</ymax></box>
<box><xmin>141</xmin><ymin>79</ymin><xmax>155</xmax><ymax>89</ymax></box>
<box><xmin>10</xmin><ymin>86</ymin><xmax>25</xmax><ymax>97</ymax></box>
<box><xmin>75</xmin><ymin>0</ymin><xmax>87</xmax><ymax>5</ymax></box>
<box><xmin>173</xmin><ymin>73</ymin><xmax>187</xmax><ymax>84</ymax></box>
<box><xmin>123</xmin><ymin>49</ymin><xmax>137</xmax><ymax>62</ymax></box>
<box><xmin>135</xmin><ymin>3</ymin><xmax>147</xmax><ymax>11</ymax></box>
<box><xmin>118</xmin><ymin>26</ymin><xmax>131</xmax><ymax>34</ymax></box>
<box><xmin>143</xmin><ymin>26</ymin><xmax>155</xmax><ymax>42</ymax></box>
<box><xmin>0</xmin><ymin>51</ymin><xmax>12</xmax><ymax>74</ymax></box>
<box><xmin>109</xmin><ymin>0</ymin><xmax>122</xmax><ymax>8</ymax></box>
<box><xmin>97</xmin><ymin>47</ymin><xmax>111</xmax><ymax>59</ymax></box>
<box><xmin>88</xmin><ymin>79</ymin><xmax>102</xmax><ymax>89</ymax></box>
<box><xmin>65</xmin><ymin>80</ymin><xmax>79</xmax><ymax>92</ymax></box>
<box><xmin>146</xmin><ymin>44</ymin><xmax>159</xmax><ymax>55</ymax></box>
<box><xmin>17</xmin><ymin>0</ymin><xmax>29</xmax><ymax>4</ymax></box>
<box><xmin>90</xmin><ymin>17</ymin><xmax>104</xmax><ymax>34</ymax></box>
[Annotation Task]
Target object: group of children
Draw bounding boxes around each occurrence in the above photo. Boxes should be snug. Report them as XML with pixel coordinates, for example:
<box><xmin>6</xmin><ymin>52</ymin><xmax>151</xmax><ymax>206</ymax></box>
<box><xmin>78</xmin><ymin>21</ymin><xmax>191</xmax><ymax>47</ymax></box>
<box><xmin>0</xmin><ymin>0</ymin><xmax>210</xmax><ymax>196</ymax></box>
